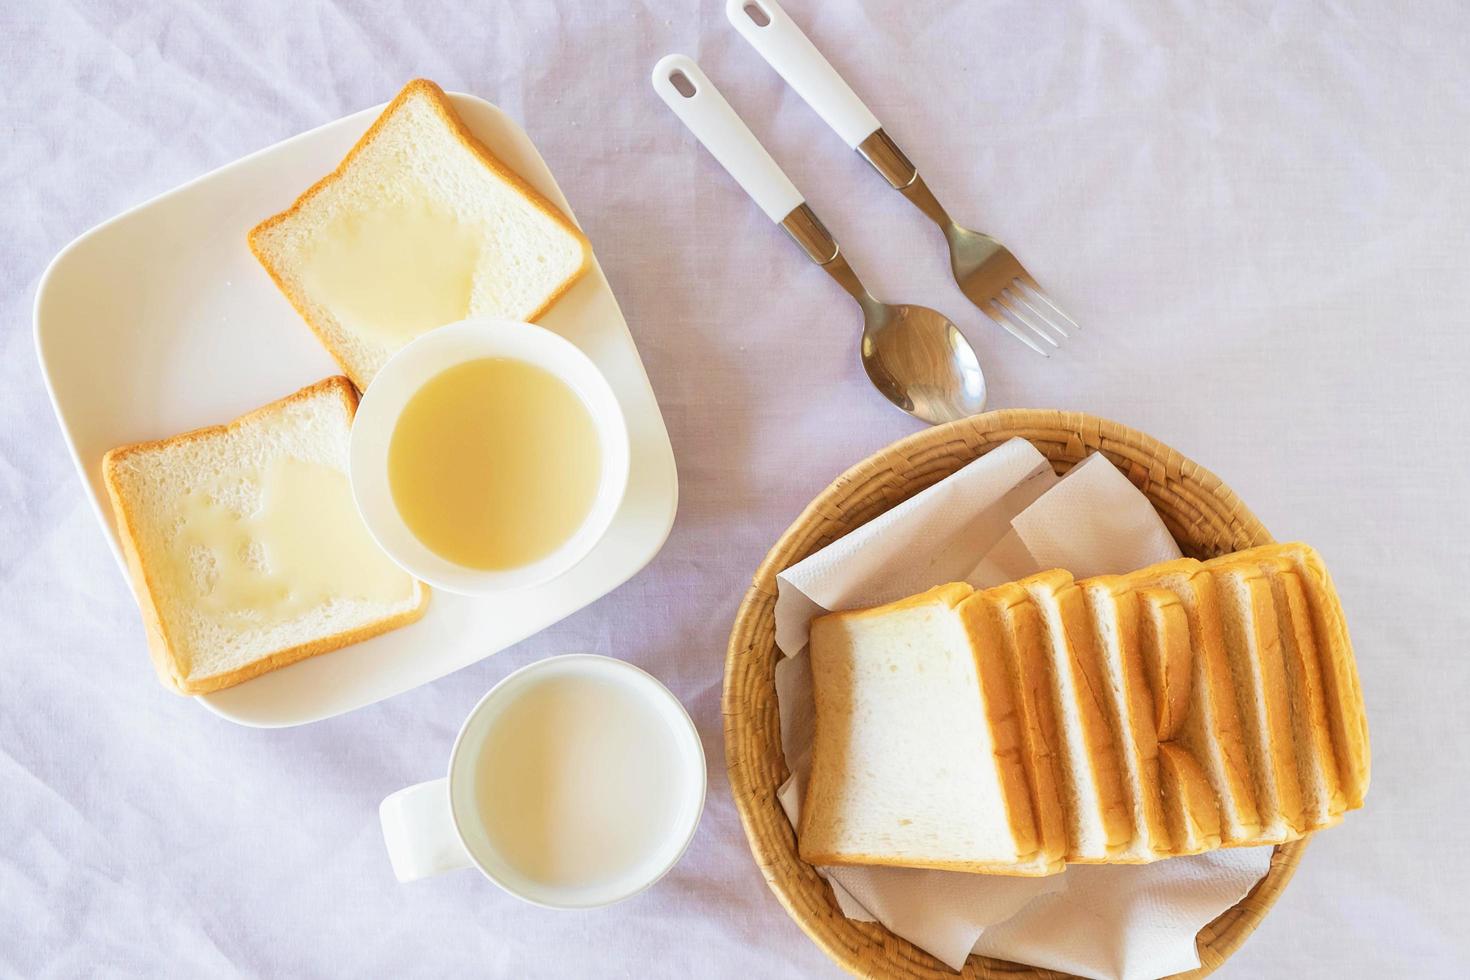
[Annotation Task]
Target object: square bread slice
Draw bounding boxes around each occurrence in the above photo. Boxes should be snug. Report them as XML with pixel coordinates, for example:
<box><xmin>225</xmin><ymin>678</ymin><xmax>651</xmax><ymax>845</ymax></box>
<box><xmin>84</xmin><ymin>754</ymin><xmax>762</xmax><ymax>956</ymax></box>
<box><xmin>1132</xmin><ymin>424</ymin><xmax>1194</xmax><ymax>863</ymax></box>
<box><xmin>249</xmin><ymin>79</ymin><xmax>592</xmax><ymax>389</ymax></box>
<box><xmin>1157</xmin><ymin>742</ymin><xmax>1223</xmax><ymax>855</ymax></box>
<box><xmin>1208</xmin><ymin>563</ymin><xmax>1306</xmax><ymax>841</ymax></box>
<box><xmin>1079</xmin><ymin>577</ymin><xmax>1172</xmax><ymax>859</ymax></box>
<box><xmin>1271</xmin><ymin>567</ymin><xmax>1346</xmax><ymax>829</ymax></box>
<box><xmin>1223</xmin><ymin>542</ymin><xmax>1369</xmax><ymax>809</ymax></box>
<box><xmin>963</xmin><ymin>585</ymin><xmax>1068</xmax><ymax>874</ymax></box>
<box><xmin>1017</xmin><ymin>570</ymin><xmax>1134</xmax><ymax>861</ymax></box>
<box><xmin>801</xmin><ymin>583</ymin><xmax>1054</xmax><ymax>874</ymax></box>
<box><xmin>1122</xmin><ymin>560</ymin><xmax>1262</xmax><ymax>843</ymax></box>
<box><xmin>1137</xmin><ymin>587</ymin><xmax>1193</xmax><ymax>741</ymax></box>
<box><xmin>102</xmin><ymin>377</ymin><xmax>429</xmax><ymax>695</ymax></box>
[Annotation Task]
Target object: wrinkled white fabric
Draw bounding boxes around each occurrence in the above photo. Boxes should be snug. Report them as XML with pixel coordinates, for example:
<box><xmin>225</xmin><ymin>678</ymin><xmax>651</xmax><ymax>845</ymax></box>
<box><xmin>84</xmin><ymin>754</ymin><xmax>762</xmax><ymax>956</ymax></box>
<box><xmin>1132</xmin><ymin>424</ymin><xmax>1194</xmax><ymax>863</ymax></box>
<box><xmin>2</xmin><ymin>1</ymin><xmax>1467</xmax><ymax>977</ymax></box>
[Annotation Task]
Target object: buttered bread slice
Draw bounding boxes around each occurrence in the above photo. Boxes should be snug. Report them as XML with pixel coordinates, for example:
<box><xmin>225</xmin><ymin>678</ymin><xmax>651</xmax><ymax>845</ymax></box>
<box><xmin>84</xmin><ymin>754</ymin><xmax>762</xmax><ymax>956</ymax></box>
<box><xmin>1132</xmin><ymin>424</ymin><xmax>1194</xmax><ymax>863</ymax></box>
<box><xmin>250</xmin><ymin>79</ymin><xmax>591</xmax><ymax>389</ymax></box>
<box><xmin>801</xmin><ymin>584</ymin><xmax>1053</xmax><ymax>874</ymax></box>
<box><xmin>103</xmin><ymin>378</ymin><xmax>429</xmax><ymax>695</ymax></box>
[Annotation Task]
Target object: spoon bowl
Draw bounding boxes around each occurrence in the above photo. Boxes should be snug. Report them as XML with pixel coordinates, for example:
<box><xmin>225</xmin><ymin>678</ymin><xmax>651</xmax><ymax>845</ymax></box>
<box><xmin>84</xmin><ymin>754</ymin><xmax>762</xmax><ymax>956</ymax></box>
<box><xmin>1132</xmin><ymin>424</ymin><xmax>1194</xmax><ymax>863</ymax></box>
<box><xmin>653</xmin><ymin>54</ymin><xmax>987</xmax><ymax>425</ymax></box>
<box><xmin>858</xmin><ymin>299</ymin><xmax>985</xmax><ymax>424</ymax></box>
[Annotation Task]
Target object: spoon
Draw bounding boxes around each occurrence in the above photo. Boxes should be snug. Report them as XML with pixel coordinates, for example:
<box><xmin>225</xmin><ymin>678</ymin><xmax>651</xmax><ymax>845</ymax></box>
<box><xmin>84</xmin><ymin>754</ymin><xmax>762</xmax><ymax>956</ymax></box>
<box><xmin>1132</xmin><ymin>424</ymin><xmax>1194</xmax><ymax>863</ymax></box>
<box><xmin>652</xmin><ymin>54</ymin><xmax>985</xmax><ymax>424</ymax></box>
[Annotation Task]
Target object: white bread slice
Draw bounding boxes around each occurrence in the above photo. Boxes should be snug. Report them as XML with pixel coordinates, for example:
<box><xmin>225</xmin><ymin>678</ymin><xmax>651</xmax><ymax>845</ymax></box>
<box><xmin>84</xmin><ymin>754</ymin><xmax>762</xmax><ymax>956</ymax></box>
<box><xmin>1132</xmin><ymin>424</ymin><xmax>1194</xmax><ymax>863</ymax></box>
<box><xmin>1137</xmin><ymin>587</ymin><xmax>1193</xmax><ymax>741</ymax></box>
<box><xmin>1121</xmin><ymin>561</ymin><xmax>1262</xmax><ymax>843</ymax></box>
<box><xmin>249</xmin><ymin>79</ymin><xmax>592</xmax><ymax>389</ymax></box>
<box><xmin>1157</xmin><ymin>743</ymin><xmax>1223</xmax><ymax>855</ymax></box>
<box><xmin>965</xmin><ymin>586</ymin><xmax>1068</xmax><ymax>874</ymax></box>
<box><xmin>1272</xmin><ymin>567</ymin><xmax>1346</xmax><ymax>829</ymax></box>
<box><xmin>1017</xmin><ymin>570</ymin><xmax>1133</xmax><ymax>861</ymax></box>
<box><xmin>1224</xmin><ymin>543</ymin><xmax>1369</xmax><ymax>809</ymax></box>
<box><xmin>801</xmin><ymin>584</ymin><xmax>1054</xmax><ymax>874</ymax></box>
<box><xmin>1080</xmin><ymin>578</ymin><xmax>1172</xmax><ymax>859</ymax></box>
<box><xmin>102</xmin><ymin>377</ymin><xmax>429</xmax><ymax>695</ymax></box>
<box><xmin>1208</xmin><ymin>563</ymin><xmax>1306</xmax><ymax>841</ymax></box>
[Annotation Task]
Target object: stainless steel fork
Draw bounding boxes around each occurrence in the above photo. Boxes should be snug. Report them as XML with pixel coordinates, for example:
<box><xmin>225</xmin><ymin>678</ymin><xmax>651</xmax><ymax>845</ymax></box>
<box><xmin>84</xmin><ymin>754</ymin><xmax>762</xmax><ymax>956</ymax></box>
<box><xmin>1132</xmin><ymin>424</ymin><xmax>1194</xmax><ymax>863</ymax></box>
<box><xmin>727</xmin><ymin>0</ymin><xmax>1079</xmax><ymax>356</ymax></box>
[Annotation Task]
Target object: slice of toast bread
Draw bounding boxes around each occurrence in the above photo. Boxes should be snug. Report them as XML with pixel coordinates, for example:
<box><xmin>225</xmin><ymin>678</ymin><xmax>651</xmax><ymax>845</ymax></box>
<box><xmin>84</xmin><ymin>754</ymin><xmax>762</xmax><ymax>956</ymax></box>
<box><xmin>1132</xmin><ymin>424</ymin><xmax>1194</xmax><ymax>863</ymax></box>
<box><xmin>1018</xmin><ymin>570</ymin><xmax>1134</xmax><ymax>860</ymax></box>
<box><xmin>102</xmin><ymin>377</ymin><xmax>429</xmax><ymax>695</ymax></box>
<box><xmin>1207</xmin><ymin>563</ymin><xmax>1306</xmax><ymax>842</ymax></box>
<box><xmin>1137</xmin><ymin>587</ymin><xmax>1193</xmax><ymax>741</ymax></box>
<box><xmin>965</xmin><ymin>585</ymin><xmax>1069</xmax><ymax>873</ymax></box>
<box><xmin>1157</xmin><ymin>742</ymin><xmax>1224</xmax><ymax>855</ymax></box>
<box><xmin>801</xmin><ymin>584</ymin><xmax>1053</xmax><ymax>873</ymax></box>
<box><xmin>250</xmin><ymin>79</ymin><xmax>591</xmax><ymax>389</ymax></box>
<box><xmin>1121</xmin><ymin>560</ymin><xmax>1262</xmax><ymax>843</ymax></box>
<box><xmin>1222</xmin><ymin>543</ymin><xmax>1369</xmax><ymax>809</ymax></box>
<box><xmin>1081</xmin><ymin>577</ymin><xmax>1172</xmax><ymax>859</ymax></box>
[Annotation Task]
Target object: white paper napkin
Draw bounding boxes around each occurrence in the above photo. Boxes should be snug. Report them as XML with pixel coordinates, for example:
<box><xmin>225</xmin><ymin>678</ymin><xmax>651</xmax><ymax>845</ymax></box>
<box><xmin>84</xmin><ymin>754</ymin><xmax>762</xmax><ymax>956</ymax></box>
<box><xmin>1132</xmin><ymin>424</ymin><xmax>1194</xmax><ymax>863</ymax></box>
<box><xmin>771</xmin><ymin>440</ymin><xmax>1273</xmax><ymax>977</ymax></box>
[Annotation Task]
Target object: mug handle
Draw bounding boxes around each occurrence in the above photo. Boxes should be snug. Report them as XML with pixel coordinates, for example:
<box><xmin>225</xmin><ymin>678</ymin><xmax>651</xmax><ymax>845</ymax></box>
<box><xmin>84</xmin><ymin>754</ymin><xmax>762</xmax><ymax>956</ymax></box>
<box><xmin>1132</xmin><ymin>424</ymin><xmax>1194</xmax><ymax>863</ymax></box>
<box><xmin>379</xmin><ymin>778</ymin><xmax>473</xmax><ymax>882</ymax></box>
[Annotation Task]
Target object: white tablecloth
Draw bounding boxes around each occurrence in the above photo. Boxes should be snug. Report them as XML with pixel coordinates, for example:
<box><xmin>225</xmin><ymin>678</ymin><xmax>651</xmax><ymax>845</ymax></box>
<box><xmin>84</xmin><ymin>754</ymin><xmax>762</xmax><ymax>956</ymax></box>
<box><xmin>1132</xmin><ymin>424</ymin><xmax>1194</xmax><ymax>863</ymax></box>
<box><xmin>3</xmin><ymin>2</ymin><xmax>1466</xmax><ymax>977</ymax></box>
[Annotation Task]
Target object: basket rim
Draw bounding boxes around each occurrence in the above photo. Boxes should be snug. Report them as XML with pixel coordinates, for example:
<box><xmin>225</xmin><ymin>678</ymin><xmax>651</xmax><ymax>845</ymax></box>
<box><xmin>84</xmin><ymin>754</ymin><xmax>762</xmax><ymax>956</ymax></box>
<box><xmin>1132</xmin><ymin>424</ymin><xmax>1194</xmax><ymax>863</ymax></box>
<box><xmin>721</xmin><ymin>408</ymin><xmax>1308</xmax><ymax>979</ymax></box>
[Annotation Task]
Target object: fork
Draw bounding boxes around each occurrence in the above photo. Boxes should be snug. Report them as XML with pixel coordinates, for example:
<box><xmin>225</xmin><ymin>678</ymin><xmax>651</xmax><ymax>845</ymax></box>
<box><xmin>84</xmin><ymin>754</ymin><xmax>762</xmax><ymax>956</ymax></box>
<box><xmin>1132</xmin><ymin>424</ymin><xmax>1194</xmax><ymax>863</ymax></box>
<box><xmin>726</xmin><ymin>0</ymin><xmax>1079</xmax><ymax>356</ymax></box>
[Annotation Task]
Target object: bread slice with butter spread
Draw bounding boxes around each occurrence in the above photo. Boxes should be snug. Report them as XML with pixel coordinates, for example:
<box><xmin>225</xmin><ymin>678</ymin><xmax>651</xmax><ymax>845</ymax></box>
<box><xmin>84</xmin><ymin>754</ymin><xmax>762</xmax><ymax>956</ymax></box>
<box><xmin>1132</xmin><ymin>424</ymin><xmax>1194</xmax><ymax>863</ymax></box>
<box><xmin>249</xmin><ymin>79</ymin><xmax>591</xmax><ymax>389</ymax></box>
<box><xmin>102</xmin><ymin>377</ymin><xmax>429</xmax><ymax>695</ymax></box>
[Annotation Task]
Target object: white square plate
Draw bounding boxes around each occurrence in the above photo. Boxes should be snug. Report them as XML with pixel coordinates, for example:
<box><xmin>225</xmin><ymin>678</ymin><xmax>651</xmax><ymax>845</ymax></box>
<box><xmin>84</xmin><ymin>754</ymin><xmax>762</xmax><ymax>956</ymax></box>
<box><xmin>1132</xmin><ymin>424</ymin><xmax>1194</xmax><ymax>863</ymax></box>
<box><xmin>34</xmin><ymin>93</ymin><xmax>678</xmax><ymax>727</ymax></box>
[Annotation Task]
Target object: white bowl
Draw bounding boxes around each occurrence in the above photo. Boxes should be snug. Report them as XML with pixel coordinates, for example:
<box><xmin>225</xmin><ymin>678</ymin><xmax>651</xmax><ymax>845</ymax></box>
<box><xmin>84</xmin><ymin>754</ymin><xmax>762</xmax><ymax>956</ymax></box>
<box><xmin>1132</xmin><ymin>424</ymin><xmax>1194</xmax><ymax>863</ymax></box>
<box><xmin>350</xmin><ymin>317</ymin><xmax>631</xmax><ymax>595</ymax></box>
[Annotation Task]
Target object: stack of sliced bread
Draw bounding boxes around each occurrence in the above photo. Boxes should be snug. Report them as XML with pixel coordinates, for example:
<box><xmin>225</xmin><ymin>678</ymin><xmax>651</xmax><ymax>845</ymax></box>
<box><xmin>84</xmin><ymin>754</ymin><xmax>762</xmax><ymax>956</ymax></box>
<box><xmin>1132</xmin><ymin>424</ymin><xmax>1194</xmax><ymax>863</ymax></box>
<box><xmin>799</xmin><ymin>542</ymin><xmax>1368</xmax><ymax>875</ymax></box>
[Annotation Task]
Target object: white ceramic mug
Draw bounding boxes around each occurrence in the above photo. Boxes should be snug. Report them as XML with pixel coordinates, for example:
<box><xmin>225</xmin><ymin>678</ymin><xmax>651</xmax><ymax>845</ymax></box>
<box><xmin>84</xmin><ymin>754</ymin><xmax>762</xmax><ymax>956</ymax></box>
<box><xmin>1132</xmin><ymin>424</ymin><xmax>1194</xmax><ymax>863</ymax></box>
<box><xmin>379</xmin><ymin>655</ymin><xmax>706</xmax><ymax>908</ymax></box>
<box><xmin>349</xmin><ymin>317</ymin><xmax>631</xmax><ymax>595</ymax></box>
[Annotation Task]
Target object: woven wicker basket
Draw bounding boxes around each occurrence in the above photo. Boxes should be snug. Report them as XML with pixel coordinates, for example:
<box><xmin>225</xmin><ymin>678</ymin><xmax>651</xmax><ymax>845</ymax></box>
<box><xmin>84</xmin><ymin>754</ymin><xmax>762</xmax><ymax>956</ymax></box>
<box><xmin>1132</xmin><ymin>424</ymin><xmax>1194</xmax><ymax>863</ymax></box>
<box><xmin>723</xmin><ymin>409</ymin><xmax>1307</xmax><ymax>979</ymax></box>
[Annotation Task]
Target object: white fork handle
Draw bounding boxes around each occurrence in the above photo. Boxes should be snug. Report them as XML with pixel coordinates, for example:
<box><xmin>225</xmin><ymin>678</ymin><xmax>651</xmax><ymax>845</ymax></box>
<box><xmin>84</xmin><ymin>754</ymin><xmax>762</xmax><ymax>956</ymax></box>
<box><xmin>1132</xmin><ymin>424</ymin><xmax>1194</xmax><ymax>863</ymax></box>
<box><xmin>726</xmin><ymin>0</ymin><xmax>880</xmax><ymax>149</ymax></box>
<box><xmin>652</xmin><ymin>54</ymin><xmax>803</xmax><ymax>223</ymax></box>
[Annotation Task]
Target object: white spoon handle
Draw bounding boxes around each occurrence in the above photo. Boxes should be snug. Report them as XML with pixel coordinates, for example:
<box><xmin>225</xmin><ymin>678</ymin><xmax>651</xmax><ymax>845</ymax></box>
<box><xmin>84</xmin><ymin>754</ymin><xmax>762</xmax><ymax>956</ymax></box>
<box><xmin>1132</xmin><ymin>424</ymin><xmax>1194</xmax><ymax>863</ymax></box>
<box><xmin>651</xmin><ymin>54</ymin><xmax>804</xmax><ymax>223</ymax></box>
<box><xmin>725</xmin><ymin>0</ymin><xmax>881</xmax><ymax>149</ymax></box>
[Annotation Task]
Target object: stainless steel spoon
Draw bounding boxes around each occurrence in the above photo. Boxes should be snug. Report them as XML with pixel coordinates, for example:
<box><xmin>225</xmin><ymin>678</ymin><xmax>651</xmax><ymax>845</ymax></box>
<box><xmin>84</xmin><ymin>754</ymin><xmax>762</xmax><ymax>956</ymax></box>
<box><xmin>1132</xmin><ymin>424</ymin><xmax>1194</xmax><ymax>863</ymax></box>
<box><xmin>652</xmin><ymin>54</ymin><xmax>985</xmax><ymax>424</ymax></box>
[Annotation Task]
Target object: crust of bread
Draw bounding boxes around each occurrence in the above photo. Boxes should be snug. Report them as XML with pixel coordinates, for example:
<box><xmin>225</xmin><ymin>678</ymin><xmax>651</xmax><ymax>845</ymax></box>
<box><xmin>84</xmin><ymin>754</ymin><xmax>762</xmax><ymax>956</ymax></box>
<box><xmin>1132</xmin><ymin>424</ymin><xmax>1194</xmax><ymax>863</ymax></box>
<box><xmin>1276</xmin><ymin>568</ymin><xmax>1347</xmax><ymax>819</ymax></box>
<box><xmin>801</xmin><ymin>848</ymin><xmax>1061</xmax><ymax>876</ymax></box>
<box><xmin>1226</xmin><ymin>543</ymin><xmax>1369</xmax><ymax>808</ymax></box>
<box><xmin>247</xmin><ymin>78</ymin><xmax>593</xmax><ymax>390</ymax></box>
<box><xmin>962</xmin><ymin>587</ymin><xmax>1065</xmax><ymax>873</ymax></box>
<box><xmin>1081</xmin><ymin>576</ymin><xmax>1172</xmax><ymax>857</ymax></box>
<box><xmin>1046</xmin><ymin>578</ymin><xmax>1134</xmax><ymax>852</ymax></box>
<box><xmin>1207</xmin><ymin>562</ymin><xmax>1306</xmax><ymax>839</ymax></box>
<box><xmin>1137</xmin><ymin>587</ymin><xmax>1193</xmax><ymax>740</ymax></box>
<box><xmin>955</xmin><ymin>591</ymin><xmax>1043</xmax><ymax>864</ymax></box>
<box><xmin>807</xmin><ymin>583</ymin><xmax>974</xmax><ymax>634</ymax></box>
<box><xmin>1122</xmin><ymin>560</ymin><xmax>1262</xmax><ymax>842</ymax></box>
<box><xmin>102</xmin><ymin>377</ymin><xmax>430</xmax><ymax>695</ymax></box>
<box><xmin>1157</xmin><ymin>742</ymin><xmax>1223</xmax><ymax>854</ymax></box>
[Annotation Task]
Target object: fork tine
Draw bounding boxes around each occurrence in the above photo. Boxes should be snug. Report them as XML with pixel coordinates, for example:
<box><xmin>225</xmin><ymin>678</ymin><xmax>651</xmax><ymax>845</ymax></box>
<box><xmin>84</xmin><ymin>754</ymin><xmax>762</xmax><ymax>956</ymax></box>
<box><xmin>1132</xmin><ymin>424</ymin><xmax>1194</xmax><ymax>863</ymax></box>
<box><xmin>987</xmin><ymin>301</ymin><xmax>1051</xmax><ymax>357</ymax></box>
<box><xmin>1016</xmin><ymin>275</ymin><xmax>1081</xmax><ymax>333</ymax></box>
<box><xmin>1005</xmin><ymin>285</ymin><xmax>1068</xmax><ymax>340</ymax></box>
<box><xmin>995</xmin><ymin>294</ymin><xmax>1059</xmax><ymax>349</ymax></box>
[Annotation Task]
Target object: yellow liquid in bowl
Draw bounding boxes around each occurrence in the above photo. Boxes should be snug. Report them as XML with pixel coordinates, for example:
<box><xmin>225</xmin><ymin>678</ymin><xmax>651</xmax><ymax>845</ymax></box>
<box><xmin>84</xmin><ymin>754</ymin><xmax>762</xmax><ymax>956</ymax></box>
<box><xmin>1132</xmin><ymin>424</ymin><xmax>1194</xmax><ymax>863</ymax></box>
<box><xmin>388</xmin><ymin>357</ymin><xmax>602</xmax><ymax>570</ymax></box>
